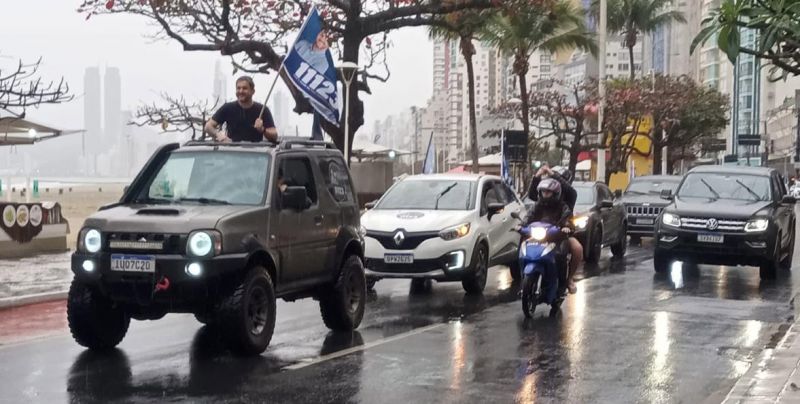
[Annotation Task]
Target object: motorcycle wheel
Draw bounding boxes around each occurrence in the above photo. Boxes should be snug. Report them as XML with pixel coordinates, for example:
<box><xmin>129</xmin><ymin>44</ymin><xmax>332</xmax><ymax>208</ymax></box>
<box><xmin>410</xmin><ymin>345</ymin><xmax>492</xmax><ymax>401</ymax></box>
<box><xmin>521</xmin><ymin>273</ymin><xmax>541</xmax><ymax>319</ymax></box>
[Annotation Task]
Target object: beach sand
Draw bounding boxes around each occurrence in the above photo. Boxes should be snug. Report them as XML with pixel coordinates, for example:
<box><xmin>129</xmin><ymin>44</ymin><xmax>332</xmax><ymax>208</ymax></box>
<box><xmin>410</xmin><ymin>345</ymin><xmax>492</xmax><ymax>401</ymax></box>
<box><xmin>6</xmin><ymin>185</ymin><xmax>125</xmax><ymax>249</ymax></box>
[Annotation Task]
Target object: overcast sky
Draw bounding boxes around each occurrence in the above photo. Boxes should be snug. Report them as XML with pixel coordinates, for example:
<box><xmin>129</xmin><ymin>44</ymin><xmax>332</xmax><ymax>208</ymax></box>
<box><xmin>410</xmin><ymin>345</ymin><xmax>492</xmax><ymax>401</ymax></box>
<box><xmin>1</xmin><ymin>0</ymin><xmax>433</xmax><ymax>138</ymax></box>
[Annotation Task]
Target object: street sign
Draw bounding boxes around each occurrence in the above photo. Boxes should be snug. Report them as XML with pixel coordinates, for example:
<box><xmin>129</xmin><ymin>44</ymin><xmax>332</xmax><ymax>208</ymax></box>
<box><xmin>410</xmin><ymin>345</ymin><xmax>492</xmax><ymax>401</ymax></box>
<box><xmin>738</xmin><ymin>134</ymin><xmax>761</xmax><ymax>146</ymax></box>
<box><xmin>504</xmin><ymin>130</ymin><xmax>528</xmax><ymax>163</ymax></box>
<box><xmin>723</xmin><ymin>154</ymin><xmax>738</xmax><ymax>163</ymax></box>
<box><xmin>702</xmin><ymin>138</ymin><xmax>727</xmax><ymax>152</ymax></box>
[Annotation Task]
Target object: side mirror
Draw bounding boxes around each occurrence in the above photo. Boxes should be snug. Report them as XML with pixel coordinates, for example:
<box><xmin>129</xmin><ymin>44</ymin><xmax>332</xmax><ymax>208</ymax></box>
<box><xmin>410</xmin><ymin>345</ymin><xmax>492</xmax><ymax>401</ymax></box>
<box><xmin>782</xmin><ymin>195</ymin><xmax>797</xmax><ymax>204</ymax></box>
<box><xmin>487</xmin><ymin>202</ymin><xmax>505</xmax><ymax>220</ymax></box>
<box><xmin>510</xmin><ymin>211</ymin><xmax>521</xmax><ymax>220</ymax></box>
<box><xmin>281</xmin><ymin>186</ymin><xmax>310</xmax><ymax>210</ymax></box>
<box><xmin>600</xmin><ymin>200</ymin><xmax>614</xmax><ymax>209</ymax></box>
<box><xmin>614</xmin><ymin>189</ymin><xmax>622</xmax><ymax>199</ymax></box>
<box><xmin>660</xmin><ymin>189</ymin><xmax>673</xmax><ymax>200</ymax></box>
<box><xmin>364</xmin><ymin>200</ymin><xmax>377</xmax><ymax>210</ymax></box>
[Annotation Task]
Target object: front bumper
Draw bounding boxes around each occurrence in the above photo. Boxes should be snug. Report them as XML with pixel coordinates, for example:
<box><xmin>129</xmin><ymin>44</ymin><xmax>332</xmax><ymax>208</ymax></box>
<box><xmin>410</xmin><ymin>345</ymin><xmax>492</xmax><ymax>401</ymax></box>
<box><xmin>71</xmin><ymin>251</ymin><xmax>248</xmax><ymax>306</ymax></box>
<box><xmin>655</xmin><ymin>226</ymin><xmax>773</xmax><ymax>266</ymax></box>
<box><xmin>363</xmin><ymin>232</ymin><xmax>478</xmax><ymax>281</ymax></box>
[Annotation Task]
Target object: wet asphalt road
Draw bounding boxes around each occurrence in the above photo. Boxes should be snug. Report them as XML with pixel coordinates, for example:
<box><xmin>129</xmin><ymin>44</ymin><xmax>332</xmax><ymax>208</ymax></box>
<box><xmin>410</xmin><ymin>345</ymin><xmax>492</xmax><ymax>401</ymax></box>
<box><xmin>0</xmin><ymin>243</ymin><xmax>798</xmax><ymax>403</ymax></box>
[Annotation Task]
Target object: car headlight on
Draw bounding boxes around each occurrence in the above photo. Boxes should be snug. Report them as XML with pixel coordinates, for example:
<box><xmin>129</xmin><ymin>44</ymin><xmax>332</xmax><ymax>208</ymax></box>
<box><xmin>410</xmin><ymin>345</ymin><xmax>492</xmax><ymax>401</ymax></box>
<box><xmin>187</xmin><ymin>230</ymin><xmax>222</xmax><ymax>257</ymax></box>
<box><xmin>662</xmin><ymin>213</ymin><xmax>681</xmax><ymax>227</ymax></box>
<box><xmin>439</xmin><ymin>223</ymin><xmax>471</xmax><ymax>241</ymax></box>
<box><xmin>531</xmin><ymin>227</ymin><xmax>547</xmax><ymax>241</ymax></box>
<box><xmin>79</xmin><ymin>228</ymin><xmax>102</xmax><ymax>253</ymax></box>
<box><xmin>745</xmin><ymin>218</ymin><xmax>769</xmax><ymax>233</ymax></box>
<box><xmin>573</xmin><ymin>216</ymin><xmax>589</xmax><ymax>230</ymax></box>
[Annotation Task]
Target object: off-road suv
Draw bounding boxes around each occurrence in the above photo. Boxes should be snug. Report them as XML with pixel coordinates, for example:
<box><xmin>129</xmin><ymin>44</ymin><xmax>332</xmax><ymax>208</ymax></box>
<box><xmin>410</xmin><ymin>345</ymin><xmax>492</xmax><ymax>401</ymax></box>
<box><xmin>68</xmin><ymin>138</ymin><xmax>366</xmax><ymax>355</ymax></box>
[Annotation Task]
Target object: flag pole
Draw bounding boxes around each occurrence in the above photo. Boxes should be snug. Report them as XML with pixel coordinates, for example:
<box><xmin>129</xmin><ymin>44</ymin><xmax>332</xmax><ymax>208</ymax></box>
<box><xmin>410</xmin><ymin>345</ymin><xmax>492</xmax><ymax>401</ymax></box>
<box><xmin>260</xmin><ymin>65</ymin><xmax>285</xmax><ymax>117</ymax></box>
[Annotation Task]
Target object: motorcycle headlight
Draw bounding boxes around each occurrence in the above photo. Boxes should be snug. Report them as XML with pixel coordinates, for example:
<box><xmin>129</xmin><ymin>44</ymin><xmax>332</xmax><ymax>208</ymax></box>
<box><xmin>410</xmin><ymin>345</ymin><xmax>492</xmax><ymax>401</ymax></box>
<box><xmin>573</xmin><ymin>216</ymin><xmax>589</xmax><ymax>230</ymax></box>
<box><xmin>440</xmin><ymin>223</ymin><xmax>471</xmax><ymax>241</ymax></box>
<box><xmin>79</xmin><ymin>228</ymin><xmax>102</xmax><ymax>253</ymax></box>
<box><xmin>745</xmin><ymin>218</ymin><xmax>769</xmax><ymax>233</ymax></box>
<box><xmin>187</xmin><ymin>230</ymin><xmax>222</xmax><ymax>257</ymax></box>
<box><xmin>662</xmin><ymin>213</ymin><xmax>681</xmax><ymax>227</ymax></box>
<box><xmin>531</xmin><ymin>227</ymin><xmax>547</xmax><ymax>241</ymax></box>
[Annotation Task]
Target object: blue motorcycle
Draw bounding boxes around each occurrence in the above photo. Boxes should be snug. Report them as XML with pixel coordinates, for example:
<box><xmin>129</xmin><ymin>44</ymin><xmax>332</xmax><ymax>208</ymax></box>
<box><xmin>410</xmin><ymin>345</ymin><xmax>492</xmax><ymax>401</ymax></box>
<box><xmin>511</xmin><ymin>214</ymin><xmax>568</xmax><ymax>318</ymax></box>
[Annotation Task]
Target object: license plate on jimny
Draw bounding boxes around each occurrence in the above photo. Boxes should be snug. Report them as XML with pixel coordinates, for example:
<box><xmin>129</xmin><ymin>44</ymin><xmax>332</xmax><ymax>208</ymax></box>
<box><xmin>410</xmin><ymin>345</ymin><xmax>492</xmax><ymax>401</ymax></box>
<box><xmin>636</xmin><ymin>218</ymin><xmax>655</xmax><ymax>225</ymax></box>
<box><xmin>697</xmin><ymin>234</ymin><xmax>724</xmax><ymax>243</ymax></box>
<box><xmin>384</xmin><ymin>254</ymin><xmax>414</xmax><ymax>264</ymax></box>
<box><xmin>110</xmin><ymin>254</ymin><xmax>156</xmax><ymax>273</ymax></box>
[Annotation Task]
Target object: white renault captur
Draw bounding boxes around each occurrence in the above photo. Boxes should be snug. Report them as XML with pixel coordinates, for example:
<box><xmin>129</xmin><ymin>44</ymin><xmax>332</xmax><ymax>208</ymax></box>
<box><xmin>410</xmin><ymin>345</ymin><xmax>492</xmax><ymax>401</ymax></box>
<box><xmin>361</xmin><ymin>174</ymin><xmax>523</xmax><ymax>294</ymax></box>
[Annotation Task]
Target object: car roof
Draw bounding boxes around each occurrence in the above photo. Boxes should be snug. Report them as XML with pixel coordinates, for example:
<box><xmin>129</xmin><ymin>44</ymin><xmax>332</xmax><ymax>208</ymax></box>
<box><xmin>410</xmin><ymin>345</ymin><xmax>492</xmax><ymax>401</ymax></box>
<box><xmin>401</xmin><ymin>173</ymin><xmax>495</xmax><ymax>182</ymax></box>
<box><xmin>180</xmin><ymin>137</ymin><xmax>338</xmax><ymax>154</ymax></box>
<box><xmin>630</xmin><ymin>175</ymin><xmax>681</xmax><ymax>181</ymax></box>
<box><xmin>688</xmin><ymin>165</ymin><xmax>775</xmax><ymax>176</ymax></box>
<box><xmin>573</xmin><ymin>181</ymin><xmax>602</xmax><ymax>187</ymax></box>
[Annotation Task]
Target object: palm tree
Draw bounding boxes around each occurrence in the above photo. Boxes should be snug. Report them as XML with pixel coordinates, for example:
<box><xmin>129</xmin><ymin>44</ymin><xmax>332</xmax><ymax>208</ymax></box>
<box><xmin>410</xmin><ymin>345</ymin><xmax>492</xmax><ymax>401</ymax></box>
<box><xmin>592</xmin><ymin>0</ymin><xmax>686</xmax><ymax>80</ymax></box>
<box><xmin>430</xmin><ymin>11</ymin><xmax>489</xmax><ymax>173</ymax></box>
<box><xmin>482</xmin><ymin>0</ymin><xmax>597</xmax><ymax>143</ymax></box>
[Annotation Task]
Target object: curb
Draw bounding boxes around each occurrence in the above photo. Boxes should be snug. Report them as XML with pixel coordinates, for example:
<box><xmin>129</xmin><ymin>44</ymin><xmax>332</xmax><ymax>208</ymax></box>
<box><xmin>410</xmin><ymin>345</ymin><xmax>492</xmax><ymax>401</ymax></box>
<box><xmin>0</xmin><ymin>291</ymin><xmax>68</xmax><ymax>310</ymax></box>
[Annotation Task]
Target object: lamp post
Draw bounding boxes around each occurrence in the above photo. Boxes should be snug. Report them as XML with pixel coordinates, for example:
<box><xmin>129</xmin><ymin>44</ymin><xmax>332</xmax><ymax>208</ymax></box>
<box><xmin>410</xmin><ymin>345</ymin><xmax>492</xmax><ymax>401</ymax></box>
<box><xmin>337</xmin><ymin>62</ymin><xmax>359</xmax><ymax>165</ymax></box>
<box><xmin>597</xmin><ymin>0</ymin><xmax>607</xmax><ymax>182</ymax></box>
<box><xmin>506</xmin><ymin>97</ymin><xmax>523</xmax><ymax>191</ymax></box>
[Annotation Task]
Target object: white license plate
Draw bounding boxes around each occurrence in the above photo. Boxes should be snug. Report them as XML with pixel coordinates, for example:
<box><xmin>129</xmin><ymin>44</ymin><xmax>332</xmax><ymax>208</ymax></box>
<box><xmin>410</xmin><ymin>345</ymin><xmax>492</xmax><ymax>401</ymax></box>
<box><xmin>384</xmin><ymin>254</ymin><xmax>413</xmax><ymax>264</ymax></box>
<box><xmin>636</xmin><ymin>218</ymin><xmax>655</xmax><ymax>225</ymax></box>
<box><xmin>110</xmin><ymin>254</ymin><xmax>156</xmax><ymax>273</ymax></box>
<box><xmin>697</xmin><ymin>234</ymin><xmax>724</xmax><ymax>243</ymax></box>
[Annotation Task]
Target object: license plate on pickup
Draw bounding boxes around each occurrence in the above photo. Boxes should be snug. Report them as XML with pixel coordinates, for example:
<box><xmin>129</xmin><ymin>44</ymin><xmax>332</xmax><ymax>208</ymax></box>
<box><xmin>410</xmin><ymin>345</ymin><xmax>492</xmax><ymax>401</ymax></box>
<box><xmin>384</xmin><ymin>254</ymin><xmax>414</xmax><ymax>264</ymax></box>
<box><xmin>697</xmin><ymin>234</ymin><xmax>724</xmax><ymax>243</ymax></box>
<box><xmin>636</xmin><ymin>218</ymin><xmax>655</xmax><ymax>225</ymax></box>
<box><xmin>110</xmin><ymin>254</ymin><xmax>156</xmax><ymax>273</ymax></box>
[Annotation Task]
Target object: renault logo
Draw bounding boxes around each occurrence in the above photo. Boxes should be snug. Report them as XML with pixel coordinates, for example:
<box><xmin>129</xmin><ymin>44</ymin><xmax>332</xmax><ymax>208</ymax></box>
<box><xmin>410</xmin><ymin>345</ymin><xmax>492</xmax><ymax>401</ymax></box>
<box><xmin>706</xmin><ymin>218</ymin><xmax>719</xmax><ymax>231</ymax></box>
<box><xmin>393</xmin><ymin>231</ymin><xmax>405</xmax><ymax>246</ymax></box>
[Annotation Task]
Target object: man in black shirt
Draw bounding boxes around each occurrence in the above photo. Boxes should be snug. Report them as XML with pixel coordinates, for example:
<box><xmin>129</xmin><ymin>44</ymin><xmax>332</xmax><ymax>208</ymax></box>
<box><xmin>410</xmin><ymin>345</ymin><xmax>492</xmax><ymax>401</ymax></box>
<box><xmin>204</xmin><ymin>76</ymin><xmax>278</xmax><ymax>143</ymax></box>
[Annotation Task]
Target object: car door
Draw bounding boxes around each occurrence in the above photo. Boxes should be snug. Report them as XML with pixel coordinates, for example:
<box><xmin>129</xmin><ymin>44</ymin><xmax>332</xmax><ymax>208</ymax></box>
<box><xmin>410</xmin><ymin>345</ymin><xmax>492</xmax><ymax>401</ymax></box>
<box><xmin>772</xmin><ymin>174</ymin><xmax>793</xmax><ymax>249</ymax></box>
<box><xmin>272</xmin><ymin>155</ymin><xmax>327</xmax><ymax>284</ymax></box>
<box><xmin>596</xmin><ymin>184</ymin><xmax>616</xmax><ymax>245</ymax></box>
<box><xmin>498</xmin><ymin>182</ymin><xmax>524</xmax><ymax>253</ymax></box>
<box><xmin>480</xmin><ymin>179</ymin><xmax>506</xmax><ymax>256</ymax></box>
<box><xmin>316</xmin><ymin>155</ymin><xmax>357</xmax><ymax>276</ymax></box>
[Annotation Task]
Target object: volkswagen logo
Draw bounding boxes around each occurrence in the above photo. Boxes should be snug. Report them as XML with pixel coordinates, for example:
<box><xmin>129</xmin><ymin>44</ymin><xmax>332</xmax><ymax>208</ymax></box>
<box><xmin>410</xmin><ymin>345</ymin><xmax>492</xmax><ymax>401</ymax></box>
<box><xmin>393</xmin><ymin>231</ymin><xmax>405</xmax><ymax>246</ymax></box>
<box><xmin>706</xmin><ymin>218</ymin><xmax>719</xmax><ymax>231</ymax></box>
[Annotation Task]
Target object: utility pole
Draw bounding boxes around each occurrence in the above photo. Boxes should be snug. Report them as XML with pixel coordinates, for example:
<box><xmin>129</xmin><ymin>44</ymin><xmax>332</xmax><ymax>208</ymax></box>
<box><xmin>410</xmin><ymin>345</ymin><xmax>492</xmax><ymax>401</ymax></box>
<box><xmin>597</xmin><ymin>0</ymin><xmax>607</xmax><ymax>182</ymax></box>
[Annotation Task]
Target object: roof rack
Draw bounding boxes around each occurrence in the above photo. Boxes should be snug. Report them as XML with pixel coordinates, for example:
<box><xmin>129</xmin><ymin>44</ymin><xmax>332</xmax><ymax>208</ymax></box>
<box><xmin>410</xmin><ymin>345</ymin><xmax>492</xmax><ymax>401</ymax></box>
<box><xmin>182</xmin><ymin>139</ymin><xmax>277</xmax><ymax>148</ymax></box>
<box><xmin>278</xmin><ymin>137</ymin><xmax>337</xmax><ymax>150</ymax></box>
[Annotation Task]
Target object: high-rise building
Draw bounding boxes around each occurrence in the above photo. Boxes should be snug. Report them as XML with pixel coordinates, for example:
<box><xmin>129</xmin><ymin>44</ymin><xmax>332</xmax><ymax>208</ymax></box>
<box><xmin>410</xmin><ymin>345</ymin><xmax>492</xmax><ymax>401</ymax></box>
<box><xmin>104</xmin><ymin>67</ymin><xmax>122</xmax><ymax>148</ymax></box>
<box><xmin>83</xmin><ymin>67</ymin><xmax>102</xmax><ymax>173</ymax></box>
<box><xmin>213</xmin><ymin>60</ymin><xmax>227</xmax><ymax>103</ymax></box>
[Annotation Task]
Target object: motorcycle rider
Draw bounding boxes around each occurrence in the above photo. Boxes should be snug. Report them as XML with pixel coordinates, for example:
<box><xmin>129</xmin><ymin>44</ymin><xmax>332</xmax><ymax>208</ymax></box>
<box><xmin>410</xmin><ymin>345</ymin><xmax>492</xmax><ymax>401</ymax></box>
<box><xmin>527</xmin><ymin>165</ymin><xmax>582</xmax><ymax>294</ymax></box>
<box><xmin>524</xmin><ymin>178</ymin><xmax>573</xmax><ymax>295</ymax></box>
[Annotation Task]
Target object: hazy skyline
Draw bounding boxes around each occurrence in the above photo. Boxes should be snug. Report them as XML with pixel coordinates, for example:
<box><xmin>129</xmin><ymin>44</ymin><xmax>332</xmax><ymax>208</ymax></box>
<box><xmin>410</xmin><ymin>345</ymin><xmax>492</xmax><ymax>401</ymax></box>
<box><xmin>1</xmin><ymin>1</ymin><xmax>433</xmax><ymax>144</ymax></box>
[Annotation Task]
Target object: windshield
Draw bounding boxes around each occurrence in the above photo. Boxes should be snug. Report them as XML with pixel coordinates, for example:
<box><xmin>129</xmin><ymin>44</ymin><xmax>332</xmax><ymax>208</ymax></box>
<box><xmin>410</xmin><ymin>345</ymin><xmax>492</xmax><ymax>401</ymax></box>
<box><xmin>376</xmin><ymin>180</ymin><xmax>475</xmax><ymax>210</ymax></box>
<box><xmin>575</xmin><ymin>186</ymin><xmax>594</xmax><ymax>205</ymax></box>
<box><xmin>140</xmin><ymin>151</ymin><xmax>271</xmax><ymax>205</ymax></box>
<box><xmin>677</xmin><ymin>173</ymin><xmax>771</xmax><ymax>202</ymax></box>
<box><xmin>625</xmin><ymin>178</ymin><xmax>680</xmax><ymax>195</ymax></box>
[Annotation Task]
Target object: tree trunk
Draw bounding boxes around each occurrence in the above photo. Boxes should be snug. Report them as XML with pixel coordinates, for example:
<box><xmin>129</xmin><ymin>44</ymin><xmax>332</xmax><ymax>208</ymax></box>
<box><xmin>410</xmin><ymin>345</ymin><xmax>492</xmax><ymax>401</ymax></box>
<box><xmin>515</xmin><ymin>54</ymin><xmax>531</xmax><ymax>148</ymax></box>
<box><xmin>652</xmin><ymin>129</ymin><xmax>663</xmax><ymax>175</ymax></box>
<box><xmin>461</xmin><ymin>36</ymin><xmax>479</xmax><ymax>173</ymax></box>
<box><xmin>628</xmin><ymin>44</ymin><xmax>636</xmax><ymax>80</ymax></box>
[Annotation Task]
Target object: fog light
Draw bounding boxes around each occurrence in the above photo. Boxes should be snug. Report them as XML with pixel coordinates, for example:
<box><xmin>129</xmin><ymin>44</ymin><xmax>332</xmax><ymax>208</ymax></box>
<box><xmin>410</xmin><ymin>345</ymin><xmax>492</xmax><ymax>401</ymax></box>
<box><xmin>82</xmin><ymin>260</ymin><xmax>95</xmax><ymax>272</ymax></box>
<box><xmin>186</xmin><ymin>263</ymin><xmax>203</xmax><ymax>277</ymax></box>
<box><xmin>446</xmin><ymin>251</ymin><xmax>465</xmax><ymax>270</ymax></box>
<box><xmin>746</xmin><ymin>241</ymin><xmax>767</xmax><ymax>249</ymax></box>
<box><xmin>660</xmin><ymin>235</ymin><xmax>678</xmax><ymax>243</ymax></box>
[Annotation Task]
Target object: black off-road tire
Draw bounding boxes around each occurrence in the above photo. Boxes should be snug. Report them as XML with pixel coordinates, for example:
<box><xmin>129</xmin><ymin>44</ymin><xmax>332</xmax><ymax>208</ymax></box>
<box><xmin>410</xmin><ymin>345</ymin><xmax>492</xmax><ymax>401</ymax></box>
<box><xmin>67</xmin><ymin>279</ymin><xmax>130</xmax><ymax>351</ymax></box>
<box><xmin>521</xmin><ymin>273</ymin><xmax>540</xmax><ymax>318</ymax></box>
<box><xmin>760</xmin><ymin>239</ymin><xmax>781</xmax><ymax>280</ymax></box>
<box><xmin>781</xmin><ymin>226</ymin><xmax>795</xmax><ymax>271</ymax></box>
<box><xmin>509</xmin><ymin>254</ymin><xmax>522</xmax><ymax>283</ymax></box>
<box><xmin>653</xmin><ymin>249</ymin><xmax>671</xmax><ymax>274</ymax></box>
<box><xmin>218</xmin><ymin>266</ymin><xmax>276</xmax><ymax>356</ymax></box>
<box><xmin>610</xmin><ymin>223</ymin><xmax>627</xmax><ymax>258</ymax></box>
<box><xmin>585</xmin><ymin>226</ymin><xmax>603</xmax><ymax>264</ymax></box>
<box><xmin>462</xmin><ymin>244</ymin><xmax>488</xmax><ymax>295</ymax></box>
<box><xmin>320</xmin><ymin>255</ymin><xmax>366</xmax><ymax>331</ymax></box>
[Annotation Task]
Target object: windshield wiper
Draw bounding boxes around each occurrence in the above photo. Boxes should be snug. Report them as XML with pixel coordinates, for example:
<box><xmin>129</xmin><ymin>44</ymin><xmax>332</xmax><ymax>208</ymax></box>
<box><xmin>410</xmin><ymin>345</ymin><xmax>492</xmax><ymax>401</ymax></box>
<box><xmin>178</xmin><ymin>197</ymin><xmax>230</xmax><ymax>205</ymax></box>
<box><xmin>699</xmin><ymin>178</ymin><xmax>720</xmax><ymax>199</ymax></box>
<box><xmin>434</xmin><ymin>182</ymin><xmax>458</xmax><ymax>210</ymax></box>
<box><xmin>626</xmin><ymin>190</ymin><xmax>646</xmax><ymax>195</ymax></box>
<box><xmin>734</xmin><ymin>179</ymin><xmax>762</xmax><ymax>201</ymax></box>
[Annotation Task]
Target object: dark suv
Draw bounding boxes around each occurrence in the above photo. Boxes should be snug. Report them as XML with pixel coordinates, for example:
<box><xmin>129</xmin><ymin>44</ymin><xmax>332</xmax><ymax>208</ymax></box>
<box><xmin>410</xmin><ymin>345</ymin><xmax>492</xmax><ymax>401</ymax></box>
<box><xmin>68</xmin><ymin>139</ymin><xmax>366</xmax><ymax>355</ymax></box>
<box><xmin>654</xmin><ymin>166</ymin><xmax>796</xmax><ymax>280</ymax></box>
<box><xmin>620</xmin><ymin>175</ymin><xmax>682</xmax><ymax>244</ymax></box>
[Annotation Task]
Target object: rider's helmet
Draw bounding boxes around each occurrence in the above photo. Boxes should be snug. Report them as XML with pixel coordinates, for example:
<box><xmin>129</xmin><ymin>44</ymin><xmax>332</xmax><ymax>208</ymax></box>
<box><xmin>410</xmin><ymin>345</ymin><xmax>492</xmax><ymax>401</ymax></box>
<box><xmin>552</xmin><ymin>166</ymin><xmax>574</xmax><ymax>184</ymax></box>
<box><xmin>537</xmin><ymin>178</ymin><xmax>562</xmax><ymax>206</ymax></box>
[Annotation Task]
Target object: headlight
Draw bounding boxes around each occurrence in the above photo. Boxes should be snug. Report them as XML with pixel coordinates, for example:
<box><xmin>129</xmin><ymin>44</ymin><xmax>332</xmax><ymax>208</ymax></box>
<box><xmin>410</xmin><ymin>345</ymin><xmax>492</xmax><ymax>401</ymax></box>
<box><xmin>531</xmin><ymin>227</ymin><xmax>547</xmax><ymax>241</ymax></box>
<box><xmin>80</xmin><ymin>228</ymin><xmax>102</xmax><ymax>253</ymax></box>
<box><xmin>745</xmin><ymin>218</ymin><xmax>769</xmax><ymax>233</ymax></box>
<box><xmin>662</xmin><ymin>213</ymin><xmax>681</xmax><ymax>227</ymax></box>
<box><xmin>573</xmin><ymin>216</ymin><xmax>589</xmax><ymax>230</ymax></box>
<box><xmin>439</xmin><ymin>223</ymin><xmax>471</xmax><ymax>241</ymax></box>
<box><xmin>187</xmin><ymin>231</ymin><xmax>222</xmax><ymax>257</ymax></box>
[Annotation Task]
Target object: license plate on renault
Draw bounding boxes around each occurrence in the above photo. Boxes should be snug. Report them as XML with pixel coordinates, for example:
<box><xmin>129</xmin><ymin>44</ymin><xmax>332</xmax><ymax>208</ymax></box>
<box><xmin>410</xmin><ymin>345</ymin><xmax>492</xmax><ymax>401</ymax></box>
<box><xmin>110</xmin><ymin>254</ymin><xmax>156</xmax><ymax>273</ymax></box>
<box><xmin>697</xmin><ymin>234</ymin><xmax>724</xmax><ymax>243</ymax></box>
<box><xmin>384</xmin><ymin>254</ymin><xmax>413</xmax><ymax>264</ymax></box>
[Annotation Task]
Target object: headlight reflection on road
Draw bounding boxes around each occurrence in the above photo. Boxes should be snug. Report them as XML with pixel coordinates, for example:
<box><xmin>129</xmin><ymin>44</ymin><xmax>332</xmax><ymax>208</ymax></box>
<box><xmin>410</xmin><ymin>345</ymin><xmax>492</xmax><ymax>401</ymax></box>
<box><xmin>450</xmin><ymin>320</ymin><xmax>466</xmax><ymax>391</ymax></box>
<box><xmin>670</xmin><ymin>262</ymin><xmax>684</xmax><ymax>289</ymax></box>
<box><xmin>497</xmin><ymin>269</ymin><xmax>513</xmax><ymax>291</ymax></box>
<box><xmin>733</xmin><ymin>320</ymin><xmax>763</xmax><ymax>377</ymax></box>
<box><xmin>646</xmin><ymin>311</ymin><xmax>672</xmax><ymax>396</ymax></box>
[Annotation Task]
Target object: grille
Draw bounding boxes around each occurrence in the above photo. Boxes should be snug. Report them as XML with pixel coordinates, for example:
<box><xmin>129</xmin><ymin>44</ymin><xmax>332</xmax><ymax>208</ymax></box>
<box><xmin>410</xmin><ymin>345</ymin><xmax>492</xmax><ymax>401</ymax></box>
<box><xmin>626</xmin><ymin>205</ymin><xmax>663</xmax><ymax>217</ymax></box>
<box><xmin>106</xmin><ymin>232</ymin><xmax>185</xmax><ymax>253</ymax></box>
<box><xmin>366</xmin><ymin>230</ymin><xmax>440</xmax><ymax>250</ymax></box>
<box><xmin>679</xmin><ymin>217</ymin><xmax>746</xmax><ymax>232</ymax></box>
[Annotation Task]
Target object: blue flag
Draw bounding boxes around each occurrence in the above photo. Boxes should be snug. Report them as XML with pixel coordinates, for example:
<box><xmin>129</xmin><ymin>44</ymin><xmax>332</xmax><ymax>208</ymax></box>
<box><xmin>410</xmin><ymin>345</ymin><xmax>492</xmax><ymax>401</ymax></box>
<box><xmin>422</xmin><ymin>132</ymin><xmax>436</xmax><ymax>174</ymax></box>
<box><xmin>284</xmin><ymin>7</ymin><xmax>340</xmax><ymax>127</ymax></box>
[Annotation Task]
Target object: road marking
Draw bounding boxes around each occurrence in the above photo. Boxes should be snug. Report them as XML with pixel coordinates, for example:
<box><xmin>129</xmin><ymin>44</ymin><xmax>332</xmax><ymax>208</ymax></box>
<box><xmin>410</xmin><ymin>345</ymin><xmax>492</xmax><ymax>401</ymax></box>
<box><xmin>283</xmin><ymin>323</ymin><xmax>445</xmax><ymax>371</ymax></box>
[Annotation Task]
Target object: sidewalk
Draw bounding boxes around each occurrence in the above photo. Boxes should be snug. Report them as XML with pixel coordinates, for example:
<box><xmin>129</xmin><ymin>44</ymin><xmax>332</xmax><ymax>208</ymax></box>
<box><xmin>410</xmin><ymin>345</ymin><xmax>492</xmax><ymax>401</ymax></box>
<box><xmin>724</xmin><ymin>319</ymin><xmax>800</xmax><ymax>403</ymax></box>
<box><xmin>0</xmin><ymin>252</ymin><xmax>72</xmax><ymax>309</ymax></box>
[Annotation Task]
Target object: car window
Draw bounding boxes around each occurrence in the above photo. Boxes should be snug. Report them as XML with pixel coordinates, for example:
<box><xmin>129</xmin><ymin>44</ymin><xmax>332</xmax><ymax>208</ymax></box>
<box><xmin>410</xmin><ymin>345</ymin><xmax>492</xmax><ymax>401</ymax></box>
<box><xmin>376</xmin><ymin>179</ymin><xmax>475</xmax><ymax>210</ymax></box>
<box><xmin>575</xmin><ymin>186</ymin><xmax>594</xmax><ymax>205</ymax></box>
<box><xmin>277</xmin><ymin>157</ymin><xmax>318</xmax><ymax>205</ymax></box>
<box><xmin>501</xmin><ymin>183</ymin><xmax>518</xmax><ymax>205</ymax></box>
<box><xmin>677</xmin><ymin>173</ymin><xmax>771</xmax><ymax>201</ymax></box>
<box><xmin>318</xmin><ymin>157</ymin><xmax>353</xmax><ymax>204</ymax></box>
<box><xmin>625</xmin><ymin>178</ymin><xmax>680</xmax><ymax>195</ymax></box>
<box><xmin>598</xmin><ymin>186</ymin><xmax>612</xmax><ymax>202</ymax></box>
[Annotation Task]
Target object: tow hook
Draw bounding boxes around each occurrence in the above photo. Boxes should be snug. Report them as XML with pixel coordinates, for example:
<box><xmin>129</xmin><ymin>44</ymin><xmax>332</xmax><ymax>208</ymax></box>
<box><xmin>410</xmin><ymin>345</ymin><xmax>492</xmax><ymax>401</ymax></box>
<box><xmin>154</xmin><ymin>276</ymin><xmax>170</xmax><ymax>292</ymax></box>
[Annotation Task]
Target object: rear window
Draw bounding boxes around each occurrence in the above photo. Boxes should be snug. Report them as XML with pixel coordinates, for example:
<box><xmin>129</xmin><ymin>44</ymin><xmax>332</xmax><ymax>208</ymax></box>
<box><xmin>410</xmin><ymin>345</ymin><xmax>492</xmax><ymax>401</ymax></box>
<box><xmin>318</xmin><ymin>157</ymin><xmax>354</xmax><ymax>204</ymax></box>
